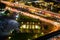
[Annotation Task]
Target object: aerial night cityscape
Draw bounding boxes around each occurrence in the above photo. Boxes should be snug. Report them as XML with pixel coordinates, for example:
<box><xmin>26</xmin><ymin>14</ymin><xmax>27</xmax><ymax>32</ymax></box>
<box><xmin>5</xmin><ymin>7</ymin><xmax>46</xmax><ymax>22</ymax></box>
<box><xmin>0</xmin><ymin>0</ymin><xmax>60</xmax><ymax>40</ymax></box>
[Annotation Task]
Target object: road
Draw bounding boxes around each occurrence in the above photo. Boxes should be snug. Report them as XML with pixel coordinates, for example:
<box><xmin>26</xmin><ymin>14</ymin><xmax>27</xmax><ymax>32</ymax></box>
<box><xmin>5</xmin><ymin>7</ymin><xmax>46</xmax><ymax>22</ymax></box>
<box><xmin>1</xmin><ymin>1</ymin><xmax>60</xmax><ymax>22</ymax></box>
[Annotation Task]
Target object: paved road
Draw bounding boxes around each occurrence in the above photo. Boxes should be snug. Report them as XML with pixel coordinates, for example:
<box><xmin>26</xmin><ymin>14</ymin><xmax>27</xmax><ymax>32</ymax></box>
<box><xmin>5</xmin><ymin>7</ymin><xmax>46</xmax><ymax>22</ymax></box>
<box><xmin>1</xmin><ymin>1</ymin><xmax>60</xmax><ymax>22</ymax></box>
